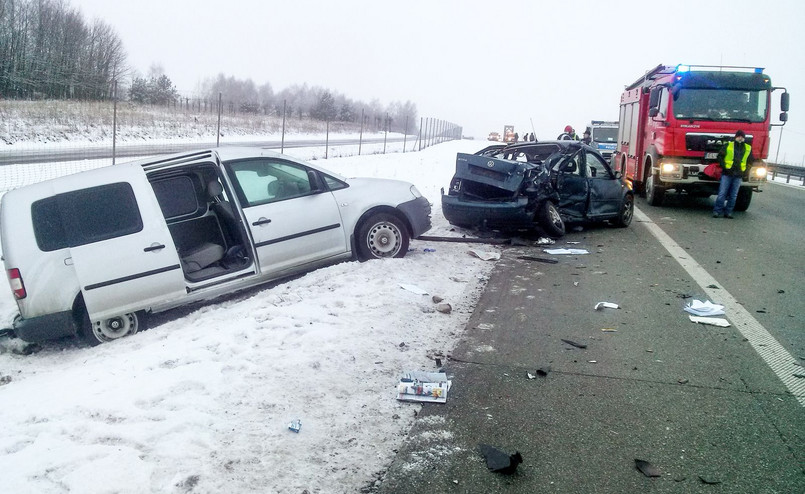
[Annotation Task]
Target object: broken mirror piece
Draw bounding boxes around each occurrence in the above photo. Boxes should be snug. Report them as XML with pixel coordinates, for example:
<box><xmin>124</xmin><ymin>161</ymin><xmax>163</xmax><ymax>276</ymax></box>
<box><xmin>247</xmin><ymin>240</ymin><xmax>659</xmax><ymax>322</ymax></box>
<box><xmin>634</xmin><ymin>459</ymin><xmax>661</xmax><ymax>477</ymax></box>
<box><xmin>689</xmin><ymin>315</ymin><xmax>731</xmax><ymax>327</ymax></box>
<box><xmin>397</xmin><ymin>371</ymin><xmax>451</xmax><ymax>403</ymax></box>
<box><xmin>479</xmin><ymin>444</ymin><xmax>523</xmax><ymax>474</ymax></box>
<box><xmin>683</xmin><ymin>299</ymin><xmax>725</xmax><ymax>317</ymax></box>
<box><xmin>288</xmin><ymin>419</ymin><xmax>302</xmax><ymax>433</ymax></box>
<box><xmin>594</xmin><ymin>302</ymin><xmax>620</xmax><ymax>310</ymax></box>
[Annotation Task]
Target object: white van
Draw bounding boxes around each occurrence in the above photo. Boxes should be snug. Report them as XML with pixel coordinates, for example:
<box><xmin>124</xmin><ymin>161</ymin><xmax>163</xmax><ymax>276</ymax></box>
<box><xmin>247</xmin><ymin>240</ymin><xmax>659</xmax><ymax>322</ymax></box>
<box><xmin>1</xmin><ymin>147</ymin><xmax>431</xmax><ymax>345</ymax></box>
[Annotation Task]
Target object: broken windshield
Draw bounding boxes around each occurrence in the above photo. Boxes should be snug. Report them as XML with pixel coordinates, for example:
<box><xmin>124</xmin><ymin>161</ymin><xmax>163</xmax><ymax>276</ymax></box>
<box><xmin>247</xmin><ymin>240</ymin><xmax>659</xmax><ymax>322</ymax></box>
<box><xmin>672</xmin><ymin>88</ymin><xmax>768</xmax><ymax>122</ymax></box>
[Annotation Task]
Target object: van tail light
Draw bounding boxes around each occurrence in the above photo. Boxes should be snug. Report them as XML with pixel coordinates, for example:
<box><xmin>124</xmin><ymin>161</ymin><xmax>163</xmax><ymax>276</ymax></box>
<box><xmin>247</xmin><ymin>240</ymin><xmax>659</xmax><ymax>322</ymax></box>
<box><xmin>7</xmin><ymin>268</ymin><xmax>26</xmax><ymax>299</ymax></box>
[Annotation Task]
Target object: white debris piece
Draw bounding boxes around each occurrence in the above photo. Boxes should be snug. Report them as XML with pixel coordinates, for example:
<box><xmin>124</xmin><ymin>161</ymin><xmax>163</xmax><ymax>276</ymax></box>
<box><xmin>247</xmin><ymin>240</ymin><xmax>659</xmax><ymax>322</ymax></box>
<box><xmin>544</xmin><ymin>248</ymin><xmax>589</xmax><ymax>255</ymax></box>
<box><xmin>684</xmin><ymin>299</ymin><xmax>725</xmax><ymax>317</ymax></box>
<box><xmin>467</xmin><ymin>249</ymin><xmax>501</xmax><ymax>261</ymax></box>
<box><xmin>399</xmin><ymin>283</ymin><xmax>428</xmax><ymax>295</ymax></box>
<box><xmin>594</xmin><ymin>302</ymin><xmax>620</xmax><ymax>310</ymax></box>
<box><xmin>689</xmin><ymin>315</ymin><xmax>731</xmax><ymax>327</ymax></box>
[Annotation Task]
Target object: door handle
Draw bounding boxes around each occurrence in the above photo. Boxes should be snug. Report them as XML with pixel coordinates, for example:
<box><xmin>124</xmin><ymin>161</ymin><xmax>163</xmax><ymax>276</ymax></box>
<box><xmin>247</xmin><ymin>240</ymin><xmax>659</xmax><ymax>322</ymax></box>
<box><xmin>252</xmin><ymin>218</ymin><xmax>272</xmax><ymax>226</ymax></box>
<box><xmin>144</xmin><ymin>243</ymin><xmax>166</xmax><ymax>252</ymax></box>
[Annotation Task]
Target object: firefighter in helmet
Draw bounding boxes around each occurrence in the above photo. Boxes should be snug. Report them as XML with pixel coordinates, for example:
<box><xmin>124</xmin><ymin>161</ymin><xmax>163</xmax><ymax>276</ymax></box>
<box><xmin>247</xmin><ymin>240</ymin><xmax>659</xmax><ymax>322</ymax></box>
<box><xmin>558</xmin><ymin>125</ymin><xmax>579</xmax><ymax>140</ymax></box>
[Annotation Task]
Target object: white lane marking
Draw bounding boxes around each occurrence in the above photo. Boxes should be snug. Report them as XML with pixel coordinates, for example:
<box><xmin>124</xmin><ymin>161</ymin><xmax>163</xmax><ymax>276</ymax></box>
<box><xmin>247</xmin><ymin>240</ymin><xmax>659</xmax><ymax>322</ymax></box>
<box><xmin>634</xmin><ymin>206</ymin><xmax>805</xmax><ymax>407</ymax></box>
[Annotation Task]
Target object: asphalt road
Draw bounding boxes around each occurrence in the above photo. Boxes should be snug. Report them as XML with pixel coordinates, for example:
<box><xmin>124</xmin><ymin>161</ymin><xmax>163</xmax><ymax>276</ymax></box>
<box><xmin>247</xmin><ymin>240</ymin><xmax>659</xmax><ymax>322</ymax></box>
<box><xmin>0</xmin><ymin>136</ymin><xmax>412</xmax><ymax>165</ymax></box>
<box><xmin>377</xmin><ymin>182</ymin><xmax>805</xmax><ymax>493</ymax></box>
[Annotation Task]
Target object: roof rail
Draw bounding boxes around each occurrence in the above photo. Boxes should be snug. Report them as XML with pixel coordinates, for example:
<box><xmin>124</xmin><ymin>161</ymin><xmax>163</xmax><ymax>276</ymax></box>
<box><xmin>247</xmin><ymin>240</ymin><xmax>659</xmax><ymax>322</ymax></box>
<box><xmin>139</xmin><ymin>150</ymin><xmax>214</xmax><ymax>169</ymax></box>
<box><xmin>625</xmin><ymin>64</ymin><xmax>673</xmax><ymax>90</ymax></box>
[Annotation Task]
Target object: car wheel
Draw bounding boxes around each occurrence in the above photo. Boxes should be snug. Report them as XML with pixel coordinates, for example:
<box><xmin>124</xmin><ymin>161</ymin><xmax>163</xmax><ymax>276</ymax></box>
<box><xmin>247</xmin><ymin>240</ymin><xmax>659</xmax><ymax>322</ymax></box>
<box><xmin>734</xmin><ymin>188</ymin><xmax>752</xmax><ymax>211</ymax></box>
<box><xmin>537</xmin><ymin>201</ymin><xmax>565</xmax><ymax>238</ymax></box>
<box><xmin>80</xmin><ymin>309</ymin><xmax>146</xmax><ymax>346</ymax></box>
<box><xmin>614</xmin><ymin>194</ymin><xmax>634</xmax><ymax>227</ymax></box>
<box><xmin>356</xmin><ymin>213</ymin><xmax>410</xmax><ymax>261</ymax></box>
<box><xmin>646</xmin><ymin>173</ymin><xmax>665</xmax><ymax>206</ymax></box>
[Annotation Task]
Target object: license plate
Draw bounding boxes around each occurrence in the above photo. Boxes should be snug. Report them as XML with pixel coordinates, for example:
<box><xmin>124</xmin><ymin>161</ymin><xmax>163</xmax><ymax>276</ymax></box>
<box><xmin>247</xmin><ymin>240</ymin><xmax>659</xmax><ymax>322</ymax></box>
<box><xmin>705</xmin><ymin>152</ymin><xmax>718</xmax><ymax>160</ymax></box>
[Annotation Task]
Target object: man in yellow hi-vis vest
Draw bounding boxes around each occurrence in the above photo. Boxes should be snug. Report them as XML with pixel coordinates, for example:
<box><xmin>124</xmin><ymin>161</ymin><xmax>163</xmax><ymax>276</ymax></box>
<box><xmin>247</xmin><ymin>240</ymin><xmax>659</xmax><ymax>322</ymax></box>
<box><xmin>713</xmin><ymin>130</ymin><xmax>754</xmax><ymax>218</ymax></box>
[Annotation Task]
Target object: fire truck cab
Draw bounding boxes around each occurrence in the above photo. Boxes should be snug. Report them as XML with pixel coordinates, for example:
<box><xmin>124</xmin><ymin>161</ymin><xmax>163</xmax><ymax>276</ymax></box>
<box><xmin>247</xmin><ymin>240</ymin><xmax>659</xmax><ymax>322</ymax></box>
<box><xmin>613</xmin><ymin>64</ymin><xmax>789</xmax><ymax>210</ymax></box>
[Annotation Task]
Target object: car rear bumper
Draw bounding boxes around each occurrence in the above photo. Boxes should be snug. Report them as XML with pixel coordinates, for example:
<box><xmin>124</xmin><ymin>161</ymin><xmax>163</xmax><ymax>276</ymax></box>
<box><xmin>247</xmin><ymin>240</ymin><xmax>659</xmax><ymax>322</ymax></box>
<box><xmin>441</xmin><ymin>194</ymin><xmax>533</xmax><ymax>229</ymax></box>
<box><xmin>12</xmin><ymin>310</ymin><xmax>76</xmax><ymax>342</ymax></box>
<box><xmin>398</xmin><ymin>196</ymin><xmax>432</xmax><ymax>237</ymax></box>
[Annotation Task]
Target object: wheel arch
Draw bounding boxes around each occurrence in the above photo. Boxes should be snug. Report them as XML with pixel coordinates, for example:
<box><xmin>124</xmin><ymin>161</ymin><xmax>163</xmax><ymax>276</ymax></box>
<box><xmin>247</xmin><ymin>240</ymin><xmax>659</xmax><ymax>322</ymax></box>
<box><xmin>350</xmin><ymin>206</ymin><xmax>412</xmax><ymax>258</ymax></box>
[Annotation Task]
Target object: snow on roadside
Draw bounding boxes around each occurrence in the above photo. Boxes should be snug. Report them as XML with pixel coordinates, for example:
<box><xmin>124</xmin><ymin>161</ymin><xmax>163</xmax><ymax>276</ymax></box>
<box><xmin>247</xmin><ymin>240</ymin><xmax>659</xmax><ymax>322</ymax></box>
<box><xmin>0</xmin><ymin>139</ymin><xmax>497</xmax><ymax>493</ymax></box>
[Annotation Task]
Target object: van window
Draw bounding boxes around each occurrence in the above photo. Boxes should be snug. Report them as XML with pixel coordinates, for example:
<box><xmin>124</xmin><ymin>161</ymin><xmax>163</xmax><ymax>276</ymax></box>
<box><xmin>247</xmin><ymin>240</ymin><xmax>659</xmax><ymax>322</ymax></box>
<box><xmin>152</xmin><ymin>176</ymin><xmax>200</xmax><ymax>219</ymax></box>
<box><xmin>31</xmin><ymin>182</ymin><xmax>143</xmax><ymax>252</ymax></box>
<box><xmin>228</xmin><ymin>159</ymin><xmax>313</xmax><ymax>206</ymax></box>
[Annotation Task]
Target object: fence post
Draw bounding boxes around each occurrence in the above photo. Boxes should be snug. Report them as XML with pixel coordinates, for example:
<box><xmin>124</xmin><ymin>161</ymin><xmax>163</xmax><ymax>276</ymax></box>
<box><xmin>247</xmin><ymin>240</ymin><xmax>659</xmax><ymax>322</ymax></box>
<box><xmin>325</xmin><ymin>119</ymin><xmax>329</xmax><ymax>159</ymax></box>
<box><xmin>383</xmin><ymin>112</ymin><xmax>388</xmax><ymax>154</ymax></box>
<box><xmin>418</xmin><ymin>117</ymin><xmax>423</xmax><ymax>151</ymax></box>
<box><xmin>403</xmin><ymin>115</ymin><xmax>408</xmax><ymax>153</ymax></box>
<box><xmin>281</xmin><ymin>99</ymin><xmax>287</xmax><ymax>153</ymax></box>
<box><xmin>112</xmin><ymin>81</ymin><xmax>117</xmax><ymax>165</ymax></box>
<box><xmin>359</xmin><ymin>108</ymin><xmax>365</xmax><ymax>156</ymax></box>
<box><xmin>216</xmin><ymin>92</ymin><xmax>222</xmax><ymax>147</ymax></box>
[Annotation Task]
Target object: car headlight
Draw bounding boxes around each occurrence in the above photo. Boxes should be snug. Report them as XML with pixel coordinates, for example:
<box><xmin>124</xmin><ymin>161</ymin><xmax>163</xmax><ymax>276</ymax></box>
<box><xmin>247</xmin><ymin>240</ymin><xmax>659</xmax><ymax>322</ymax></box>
<box><xmin>410</xmin><ymin>185</ymin><xmax>422</xmax><ymax>198</ymax></box>
<box><xmin>754</xmin><ymin>167</ymin><xmax>767</xmax><ymax>178</ymax></box>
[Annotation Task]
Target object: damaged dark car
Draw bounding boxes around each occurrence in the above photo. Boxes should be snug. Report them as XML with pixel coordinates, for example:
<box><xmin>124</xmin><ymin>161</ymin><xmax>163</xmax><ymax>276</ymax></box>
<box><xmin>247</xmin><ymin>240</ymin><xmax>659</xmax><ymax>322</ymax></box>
<box><xmin>441</xmin><ymin>141</ymin><xmax>634</xmax><ymax>237</ymax></box>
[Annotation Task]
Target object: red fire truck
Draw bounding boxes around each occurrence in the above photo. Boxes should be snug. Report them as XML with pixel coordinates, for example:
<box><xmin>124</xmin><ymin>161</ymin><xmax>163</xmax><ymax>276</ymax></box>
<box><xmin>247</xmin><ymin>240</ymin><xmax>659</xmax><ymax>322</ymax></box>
<box><xmin>612</xmin><ymin>64</ymin><xmax>789</xmax><ymax>210</ymax></box>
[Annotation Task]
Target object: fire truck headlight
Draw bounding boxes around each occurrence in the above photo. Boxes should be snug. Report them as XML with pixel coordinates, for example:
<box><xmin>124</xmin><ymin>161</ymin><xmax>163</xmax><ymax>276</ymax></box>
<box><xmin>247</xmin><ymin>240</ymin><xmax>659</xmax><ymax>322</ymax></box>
<box><xmin>661</xmin><ymin>163</ymin><xmax>679</xmax><ymax>174</ymax></box>
<box><xmin>754</xmin><ymin>167</ymin><xmax>767</xmax><ymax>178</ymax></box>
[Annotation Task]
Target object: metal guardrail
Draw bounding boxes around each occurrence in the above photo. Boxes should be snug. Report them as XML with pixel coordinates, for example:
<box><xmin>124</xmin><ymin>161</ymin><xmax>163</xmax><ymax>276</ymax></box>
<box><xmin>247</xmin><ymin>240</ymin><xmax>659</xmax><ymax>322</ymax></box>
<box><xmin>767</xmin><ymin>163</ymin><xmax>805</xmax><ymax>186</ymax></box>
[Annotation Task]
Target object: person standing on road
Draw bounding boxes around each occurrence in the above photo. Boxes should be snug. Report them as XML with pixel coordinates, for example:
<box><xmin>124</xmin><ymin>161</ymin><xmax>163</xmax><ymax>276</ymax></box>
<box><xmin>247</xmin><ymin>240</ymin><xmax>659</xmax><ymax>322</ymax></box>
<box><xmin>558</xmin><ymin>125</ymin><xmax>578</xmax><ymax>140</ymax></box>
<box><xmin>582</xmin><ymin>129</ymin><xmax>592</xmax><ymax>145</ymax></box>
<box><xmin>713</xmin><ymin>129</ymin><xmax>754</xmax><ymax>218</ymax></box>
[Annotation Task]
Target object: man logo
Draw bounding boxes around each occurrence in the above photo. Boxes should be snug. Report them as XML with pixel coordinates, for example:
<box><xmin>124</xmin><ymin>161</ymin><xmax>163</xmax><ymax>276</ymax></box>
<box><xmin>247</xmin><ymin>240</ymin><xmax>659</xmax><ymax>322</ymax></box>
<box><xmin>487</xmin><ymin>161</ymin><xmax>495</xmax><ymax>168</ymax></box>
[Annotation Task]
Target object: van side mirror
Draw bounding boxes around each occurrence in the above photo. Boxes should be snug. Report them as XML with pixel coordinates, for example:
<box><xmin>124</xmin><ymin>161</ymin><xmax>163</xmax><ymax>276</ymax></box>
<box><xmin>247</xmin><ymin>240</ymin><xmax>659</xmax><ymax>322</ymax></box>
<box><xmin>780</xmin><ymin>112</ymin><xmax>788</xmax><ymax>122</ymax></box>
<box><xmin>781</xmin><ymin>92</ymin><xmax>790</xmax><ymax>112</ymax></box>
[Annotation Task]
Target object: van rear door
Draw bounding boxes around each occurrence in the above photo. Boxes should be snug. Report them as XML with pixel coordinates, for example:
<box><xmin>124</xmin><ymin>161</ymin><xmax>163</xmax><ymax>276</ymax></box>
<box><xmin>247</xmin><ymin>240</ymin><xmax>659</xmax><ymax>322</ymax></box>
<box><xmin>52</xmin><ymin>165</ymin><xmax>185</xmax><ymax>322</ymax></box>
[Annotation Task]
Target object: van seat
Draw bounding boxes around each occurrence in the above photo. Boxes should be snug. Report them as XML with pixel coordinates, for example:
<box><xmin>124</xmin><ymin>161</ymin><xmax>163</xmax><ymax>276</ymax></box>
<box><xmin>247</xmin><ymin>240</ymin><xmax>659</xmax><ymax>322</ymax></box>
<box><xmin>181</xmin><ymin>243</ymin><xmax>225</xmax><ymax>273</ymax></box>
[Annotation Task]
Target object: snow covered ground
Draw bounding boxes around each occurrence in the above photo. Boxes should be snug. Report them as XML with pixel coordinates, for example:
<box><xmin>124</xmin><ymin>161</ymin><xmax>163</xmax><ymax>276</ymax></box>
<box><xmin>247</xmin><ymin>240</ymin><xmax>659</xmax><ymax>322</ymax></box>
<box><xmin>0</xmin><ymin>139</ymin><xmax>499</xmax><ymax>494</ymax></box>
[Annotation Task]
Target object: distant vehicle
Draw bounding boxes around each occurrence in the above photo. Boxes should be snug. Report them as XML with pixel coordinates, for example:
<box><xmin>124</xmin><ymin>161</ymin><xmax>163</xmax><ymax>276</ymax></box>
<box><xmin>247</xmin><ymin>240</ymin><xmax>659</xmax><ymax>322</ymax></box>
<box><xmin>1</xmin><ymin>147</ymin><xmax>432</xmax><ymax>345</ymax></box>
<box><xmin>503</xmin><ymin>125</ymin><xmax>515</xmax><ymax>143</ymax></box>
<box><xmin>441</xmin><ymin>141</ymin><xmax>634</xmax><ymax>237</ymax></box>
<box><xmin>588</xmin><ymin>121</ymin><xmax>619</xmax><ymax>161</ymax></box>
<box><xmin>488</xmin><ymin>132</ymin><xmax>501</xmax><ymax>141</ymax></box>
<box><xmin>613</xmin><ymin>63</ymin><xmax>789</xmax><ymax>209</ymax></box>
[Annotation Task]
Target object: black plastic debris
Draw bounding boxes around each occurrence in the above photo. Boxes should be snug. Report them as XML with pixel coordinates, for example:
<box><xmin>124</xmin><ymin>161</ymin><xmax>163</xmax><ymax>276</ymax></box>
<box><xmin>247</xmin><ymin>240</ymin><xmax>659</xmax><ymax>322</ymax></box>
<box><xmin>677</xmin><ymin>293</ymin><xmax>692</xmax><ymax>299</ymax></box>
<box><xmin>517</xmin><ymin>255</ymin><xmax>559</xmax><ymax>264</ymax></box>
<box><xmin>635</xmin><ymin>459</ymin><xmax>661</xmax><ymax>477</ymax></box>
<box><xmin>698</xmin><ymin>476</ymin><xmax>722</xmax><ymax>485</ymax></box>
<box><xmin>479</xmin><ymin>444</ymin><xmax>522</xmax><ymax>474</ymax></box>
<box><xmin>536</xmin><ymin>366</ymin><xmax>551</xmax><ymax>377</ymax></box>
<box><xmin>707</xmin><ymin>284</ymin><xmax>720</xmax><ymax>289</ymax></box>
<box><xmin>561</xmin><ymin>339</ymin><xmax>587</xmax><ymax>349</ymax></box>
<box><xmin>777</xmin><ymin>289</ymin><xmax>785</xmax><ymax>294</ymax></box>
<box><xmin>793</xmin><ymin>374</ymin><xmax>805</xmax><ymax>379</ymax></box>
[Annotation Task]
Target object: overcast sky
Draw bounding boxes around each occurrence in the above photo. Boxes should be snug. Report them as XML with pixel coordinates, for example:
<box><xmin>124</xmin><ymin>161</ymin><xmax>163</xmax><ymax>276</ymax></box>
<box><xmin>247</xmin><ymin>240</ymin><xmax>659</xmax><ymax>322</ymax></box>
<box><xmin>71</xmin><ymin>0</ymin><xmax>805</xmax><ymax>162</ymax></box>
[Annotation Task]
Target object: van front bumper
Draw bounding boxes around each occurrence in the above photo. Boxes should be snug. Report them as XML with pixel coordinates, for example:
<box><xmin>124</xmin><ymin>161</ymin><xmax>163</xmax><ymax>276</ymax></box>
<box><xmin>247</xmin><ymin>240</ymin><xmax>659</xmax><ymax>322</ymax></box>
<box><xmin>397</xmin><ymin>196</ymin><xmax>432</xmax><ymax>237</ymax></box>
<box><xmin>12</xmin><ymin>310</ymin><xmax>76</xmax><ymax>342</ymax></box>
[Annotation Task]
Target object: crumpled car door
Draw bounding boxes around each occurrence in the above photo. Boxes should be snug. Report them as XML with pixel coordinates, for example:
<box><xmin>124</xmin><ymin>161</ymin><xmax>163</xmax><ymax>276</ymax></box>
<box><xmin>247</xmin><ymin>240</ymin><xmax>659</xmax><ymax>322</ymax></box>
<box><xmin>586</xmin><ymin>151</ymin><xmax>623</xmax><ymax>218</ymax></box>
<box><xmin>555</xmin><ymin>153</ymin><xmax>589</xmax><ymax>220</ymax></box>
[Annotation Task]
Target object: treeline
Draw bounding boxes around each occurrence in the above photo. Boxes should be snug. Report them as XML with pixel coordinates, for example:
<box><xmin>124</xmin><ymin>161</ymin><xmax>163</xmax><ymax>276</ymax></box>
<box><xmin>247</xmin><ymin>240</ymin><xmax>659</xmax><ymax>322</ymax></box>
<box><xmin>201</xmin><ymin>74</ymin><xmax>418</xmax><ymax>134</ymax></box>
<box><xmin>0</xmin><ymin>0</ymin><xmax>126</xmax><ymax>99</ymax></box>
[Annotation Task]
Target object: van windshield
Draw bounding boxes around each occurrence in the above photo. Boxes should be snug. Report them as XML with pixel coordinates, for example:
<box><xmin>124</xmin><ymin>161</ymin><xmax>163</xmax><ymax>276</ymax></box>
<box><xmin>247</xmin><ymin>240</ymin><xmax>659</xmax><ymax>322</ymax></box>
<box><xmin>672</xmin><ymin>88</ymin><xmax>768</xmax><ymax>122</ymax></box>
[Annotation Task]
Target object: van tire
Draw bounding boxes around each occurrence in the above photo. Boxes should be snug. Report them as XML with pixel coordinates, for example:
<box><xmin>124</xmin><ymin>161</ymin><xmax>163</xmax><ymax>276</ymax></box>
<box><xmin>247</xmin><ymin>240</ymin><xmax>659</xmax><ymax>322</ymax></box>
<box><xmin>79</xmin><ymin>309</ymin><xmax>147</xmax><ymax>346</ymax></box>
<box><xmin>537</xmin><ymin>201</ymin><xmax>565</xmax><ymax>238</ymax></box>
<box><xmin>356</xmin><ymin>213</ymin><xmax>409</xmax><ymax>261</ymax></box>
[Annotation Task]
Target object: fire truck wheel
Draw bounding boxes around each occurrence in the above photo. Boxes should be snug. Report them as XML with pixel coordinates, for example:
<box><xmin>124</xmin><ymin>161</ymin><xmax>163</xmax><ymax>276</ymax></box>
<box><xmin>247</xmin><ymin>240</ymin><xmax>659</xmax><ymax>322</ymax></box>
<box><xmin>537</xmin><ymin>201</ymin><xmax>565</xmax><ymax>238</ymax></box>
<box><xmin>646</xmin><ymin>173</ymin><xmax>665</xmax><ymax>206</ymax></box>
<box><xmin>734</xmin><ymin>188</ymin><xmax>752</xmax><ymax>211</ymax></box>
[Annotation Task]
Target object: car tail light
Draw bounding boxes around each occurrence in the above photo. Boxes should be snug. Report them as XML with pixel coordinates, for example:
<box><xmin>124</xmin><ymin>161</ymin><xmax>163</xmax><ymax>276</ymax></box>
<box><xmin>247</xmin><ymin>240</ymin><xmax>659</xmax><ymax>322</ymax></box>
<box><xmin>7</xmin><ymin>268</ymin><xmax>26</xmax><ymax>299</ymax></box>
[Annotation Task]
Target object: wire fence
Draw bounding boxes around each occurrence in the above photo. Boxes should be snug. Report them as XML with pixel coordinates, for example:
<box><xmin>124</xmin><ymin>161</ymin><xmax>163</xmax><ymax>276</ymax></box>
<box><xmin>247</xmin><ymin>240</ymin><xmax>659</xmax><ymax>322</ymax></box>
<box><xmin>0</xmin><ymin>96</ymin><xmax>462</xmax><ymax>192</ymax></box>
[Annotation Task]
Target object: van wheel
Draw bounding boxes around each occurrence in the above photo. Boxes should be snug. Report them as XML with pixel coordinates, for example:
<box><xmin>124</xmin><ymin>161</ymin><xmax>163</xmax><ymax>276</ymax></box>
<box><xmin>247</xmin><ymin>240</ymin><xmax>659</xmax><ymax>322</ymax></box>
<box><xmin>80</xmin><ymin>310</ymin><xmax>147</xmax><ymax>346</ymax></box>
<box><xmin>356</xmin><ymin>213</ymin><xmax>409</xmax><ymax>261</ymax></box>
<box><xmin>537</xmin><ymin>201</ymin><xmax>565</xmax><ymax>238</ymax></box>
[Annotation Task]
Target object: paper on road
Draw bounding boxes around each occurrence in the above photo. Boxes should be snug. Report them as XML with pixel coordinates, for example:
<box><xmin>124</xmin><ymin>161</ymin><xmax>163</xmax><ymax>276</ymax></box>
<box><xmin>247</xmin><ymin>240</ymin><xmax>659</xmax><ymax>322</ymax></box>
<box><xmin>689</xmin><ymin>315</ymin><xmax>731</xmax><ymax>327</ymax></box>
<box><xmin>684</xmin><ymin>299</ymin><xmax>726</xmax><ymax>317</ymax></box>
<box><xmin>544</xmin><ymin>248</ymin><xmax>589</xmax><ymax>255</ymax></box>
<box><xmin>468</xmin><ymin>249</ymin><xmax>501</xmax><ymax>261</ymax></box>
